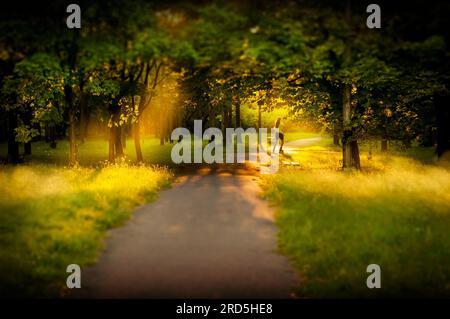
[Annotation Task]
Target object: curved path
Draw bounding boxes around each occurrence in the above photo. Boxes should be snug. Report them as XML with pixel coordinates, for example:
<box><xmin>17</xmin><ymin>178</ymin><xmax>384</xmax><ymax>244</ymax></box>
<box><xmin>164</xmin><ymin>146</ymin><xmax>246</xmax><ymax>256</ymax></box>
<box><xmin>72</xmin><ymin>164</ymin><xmax>298</xmax><ymax>298</ymax></box>
<box><xmin>283</xmin><ymin>137</ymin><xmax>323</xmax><ymax>152</ymax></box>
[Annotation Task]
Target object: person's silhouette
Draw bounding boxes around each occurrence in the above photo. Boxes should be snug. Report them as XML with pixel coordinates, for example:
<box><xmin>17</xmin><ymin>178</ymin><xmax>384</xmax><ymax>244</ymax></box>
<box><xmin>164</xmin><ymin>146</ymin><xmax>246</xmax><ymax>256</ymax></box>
<box><xmin>273</xmin><ymin>117</ymin><xmax>284</xmax><ymax>153</ymax></box>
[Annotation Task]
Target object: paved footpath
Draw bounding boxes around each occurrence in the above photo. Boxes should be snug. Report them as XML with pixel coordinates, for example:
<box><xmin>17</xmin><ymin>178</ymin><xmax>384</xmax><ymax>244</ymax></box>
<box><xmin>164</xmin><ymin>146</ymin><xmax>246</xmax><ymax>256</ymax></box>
<box><xmin>72</xmin><ymin>165</ymin><xmax>298</xmax><ymax>298</ymax></box>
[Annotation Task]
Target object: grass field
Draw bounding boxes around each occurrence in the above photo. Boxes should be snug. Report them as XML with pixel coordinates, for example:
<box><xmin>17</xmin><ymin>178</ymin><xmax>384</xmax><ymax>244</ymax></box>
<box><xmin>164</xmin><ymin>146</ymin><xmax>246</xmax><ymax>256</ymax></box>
<box><xmin>261</xmin><ymin>137</ymin><xmax>450</xmax><ymax>298</ymax></box>
<box><xmin>0</xmin><ymin>137</ymin><xmax>174</xmax><ymax>166</ymax></box>
<box><xmin>0</xmin><ymin>163</ymin><xmax>173</xmax><ymax>297</ymax></box>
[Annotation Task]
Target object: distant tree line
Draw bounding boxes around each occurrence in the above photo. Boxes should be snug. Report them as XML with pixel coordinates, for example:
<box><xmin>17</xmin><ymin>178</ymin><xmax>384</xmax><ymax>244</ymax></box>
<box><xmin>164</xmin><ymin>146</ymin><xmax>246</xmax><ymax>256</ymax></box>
<box><xmin>0</xmin><ymin>0</ymin><xmax>449</xmax><ymax>168</ymax></box>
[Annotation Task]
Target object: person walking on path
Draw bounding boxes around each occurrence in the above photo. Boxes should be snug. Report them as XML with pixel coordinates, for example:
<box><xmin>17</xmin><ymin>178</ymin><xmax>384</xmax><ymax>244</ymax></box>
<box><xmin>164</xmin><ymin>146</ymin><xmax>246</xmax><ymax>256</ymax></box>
<box><xmin>273</xmin><ymin>117</ymin><xmax>285</xmax><ymax>154</ymax></box>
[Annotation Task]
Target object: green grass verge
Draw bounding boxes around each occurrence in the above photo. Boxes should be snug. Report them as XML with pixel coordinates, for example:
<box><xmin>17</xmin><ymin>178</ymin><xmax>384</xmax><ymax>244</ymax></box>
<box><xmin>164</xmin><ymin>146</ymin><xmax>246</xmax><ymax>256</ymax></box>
<box><xmin>0</xmin><ymin>164</ymin><xmax>173</xmax><ymax>297</ymax></box>
<box><xmin>261</xmin><ymin>137</ymin><xmax>450</xmax><ymax>298</ymax></box>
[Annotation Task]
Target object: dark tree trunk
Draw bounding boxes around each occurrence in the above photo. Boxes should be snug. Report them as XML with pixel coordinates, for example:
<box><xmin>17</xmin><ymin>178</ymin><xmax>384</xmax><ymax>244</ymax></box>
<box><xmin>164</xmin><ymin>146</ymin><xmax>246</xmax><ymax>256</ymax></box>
<box><xmin>121</xmin><ymin>124</ymin><xmax>127</xmax><ymax>149</ymax></box>
<box><xmin>109</xmin><ymin>125</ymin><xmax>116</xmax><ymax>163</ymax></box>
<box><xmin>7</xmin><ymin>111</ymin><xmax>20</xmax><ymax>163</ymax></box>
<box><xmin>132</xmin><ymin>94</ymin><xmax>144</xmax><ymax>163</ymax></box>
<box><xmin>227</xmin><ymin>103</ymin><xmax>233</xmax><ymax>128</ymax></box>
<box><xmin>342</xmin><ymin>87</ymin><xmax>361</xmax><ymax>169</ymax></box>
<box><xmin>24</xmin><ymin>142</ymin><xmax>31</xmax><ymax>155</ymax></box>
<box><xmin>167</xmin><ymin>111</ymin><xmax>173</xmax><ymax>143</ymax></box>
<box><xmin>420</xmin><ymin>126</ymin><xmax>436</xmax><ymax>147</ymax></box>
<box><xmin>333</xmin><ymin>134</ymin><xmax>340</xmax><ymax>146</ymax></box>
<box><xmin>220</xmin><ymin>106</ymin><xmax>226</xmax><ymax>145</ymax></box>
<box><xmin>164</xmin><ymin>115</ymin><xmax>170</xmax><ymax>143</ymax></box>
<box><xmin>48</xmin><ymin>126</ymin><xmax>57</xmax><ymax>148</ymax></box>
<box><xmin>0</xmin><ymin>116</ymin><xmax>7</xmax><ymax>141</ymax></box>
<box><xmin>342</xmin><ymin>84</ymin><xmax>353</xmax><ymax>168</ymax></box>
<box><xmin>235</xmin><ymin>98</ymin><xmax>242</xmax><ymax>144</ymax></box>
<box><xmin>68</xmin><ymin>109</ymin><xmax>78</xmax><ymax>166</ymax></box>
<box><xmin>134</xmin><ymin>120</ymin><xmax>143</xmax><ymax>163</ymax></box>
<box><xmin>65</xmin><ymin>85</ymin><xmax>78</xmax><ymax>166</ymax></box>
<box><xmin>222</xmin><ymin>106</ymin><xmax>227</xmax><ymax>132</ymax></box>
<box><xmin>351</xmin><ymin>140</ymin><xmax>361</xmax><ymax>169</ymax></box>
<box><xmin>108</xmin><ymin>101</ymin><xmax>124</xmax><ymax>162</ymax></box>
<box><xmin>159</xmin><ymin>114</ymin><xmax>165</xmax><ymax>145</ymax></box>
<box><xmin>381</xmin><ymin>138</ymin><xmax>388</xmax><ymax>152</ymax></box>
<box><xmin>333</xmin><ymin>122</ymin><xmax>340</xmax><ymax>146</ymax></box>
<box><xmin>65</xmin><ymin>31</ymin><xmax>79</xmax><ymax>165</ymax></box>
<box><xmin>114</xmin><ymin>125</ymin><xmax>124</xmax><ymax>157</ymax></box>
<box><xmin>341</xmin><ymin>0</ymin><xmax>360</xmax><ymax>169</ymax></box>
<box><xmin>22</xmin><ymin>109</ymin><xmax>32</xmax><ymax>155</ymax></box>
<box><xmin>435</xmin><ymin>94</ymin><xmax>450</xmax><ymax>159</ymax></box>
<box><xmin>208</xmin><ymin>109</ymin><xmax>214</xmax><ymax>128</ymax></box>
<box><xmin>226</xmin><ymin>104</ymin><xmax>232</xmax><ymax>146</ymax></box>
<box><xmin>235</xmin><ymin>100</ymin><xmax>241</xmax><ymax>128</ymax></box>
<box><xmin>79</xmin><ymin>93</ymin><xmax>89</xmax><ymax>143</ymax></box>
